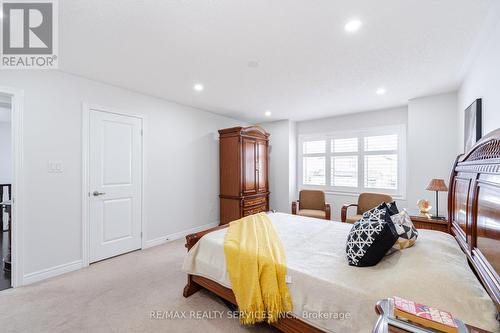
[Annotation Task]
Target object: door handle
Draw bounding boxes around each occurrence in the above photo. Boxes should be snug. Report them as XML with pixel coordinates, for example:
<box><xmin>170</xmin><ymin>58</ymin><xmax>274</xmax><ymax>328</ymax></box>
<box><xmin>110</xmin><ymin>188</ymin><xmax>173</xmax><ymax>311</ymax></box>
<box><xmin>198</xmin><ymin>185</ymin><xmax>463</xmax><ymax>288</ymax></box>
<box><xmin>92</xmin><ymin>191</ymin><xmax>106</xmax><ymax>196</ymax></box>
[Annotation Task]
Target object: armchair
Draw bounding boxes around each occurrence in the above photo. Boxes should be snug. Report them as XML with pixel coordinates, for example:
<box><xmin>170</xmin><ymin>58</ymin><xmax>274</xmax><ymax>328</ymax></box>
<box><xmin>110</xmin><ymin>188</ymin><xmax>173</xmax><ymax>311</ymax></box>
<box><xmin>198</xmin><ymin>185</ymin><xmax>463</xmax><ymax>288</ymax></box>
<box><xmin>341</xmin><ymin>192</ymin><xmax>393</xmax><ymax>223</ymax></box>
<box><xmin>291</xmin><ymin>190</ymin><xmax>331</xmax><ymax>220</ymax></box>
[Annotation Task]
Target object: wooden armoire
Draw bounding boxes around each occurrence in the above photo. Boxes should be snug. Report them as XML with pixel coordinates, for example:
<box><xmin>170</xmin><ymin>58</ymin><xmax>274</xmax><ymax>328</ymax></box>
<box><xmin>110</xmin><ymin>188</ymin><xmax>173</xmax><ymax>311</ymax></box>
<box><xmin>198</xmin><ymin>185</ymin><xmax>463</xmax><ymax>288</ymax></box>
<box><xmin>219</xmin><ymin>126</ymin><xmax>270</xmax><ymax>225</ymax></box>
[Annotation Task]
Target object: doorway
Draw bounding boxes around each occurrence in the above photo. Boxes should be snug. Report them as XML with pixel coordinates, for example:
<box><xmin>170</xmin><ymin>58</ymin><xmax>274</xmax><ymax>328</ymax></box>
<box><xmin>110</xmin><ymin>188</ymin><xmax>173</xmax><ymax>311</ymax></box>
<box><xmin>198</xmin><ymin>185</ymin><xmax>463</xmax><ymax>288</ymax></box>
<box><xmin>0</xmin><ymin>93</ymin><xmax>12</xmax><ymax>290</ymax></box>
<box><xmin>83</xmin><ymin>106</ymin><xmax>144</xmax><ymax>264</ymax></box>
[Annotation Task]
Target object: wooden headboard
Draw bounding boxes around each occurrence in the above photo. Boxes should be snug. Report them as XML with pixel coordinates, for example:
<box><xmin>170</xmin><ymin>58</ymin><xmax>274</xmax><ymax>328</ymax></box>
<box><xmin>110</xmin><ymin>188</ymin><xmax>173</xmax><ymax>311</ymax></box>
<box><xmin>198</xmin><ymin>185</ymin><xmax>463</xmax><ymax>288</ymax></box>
<box><xmin>448</xmin><ymin>128</ymin><xmax>500</xmax><ymax>311</ymax></box>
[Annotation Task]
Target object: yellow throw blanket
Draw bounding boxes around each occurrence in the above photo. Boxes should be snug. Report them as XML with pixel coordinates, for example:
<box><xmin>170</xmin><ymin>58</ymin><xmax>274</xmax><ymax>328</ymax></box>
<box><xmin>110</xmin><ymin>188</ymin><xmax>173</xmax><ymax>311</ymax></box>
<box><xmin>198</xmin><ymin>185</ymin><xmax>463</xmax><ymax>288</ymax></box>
<box><xmin>224</xmin><ymin>213</ymin><xmax>292</xmax><ymax>325</ymax></box>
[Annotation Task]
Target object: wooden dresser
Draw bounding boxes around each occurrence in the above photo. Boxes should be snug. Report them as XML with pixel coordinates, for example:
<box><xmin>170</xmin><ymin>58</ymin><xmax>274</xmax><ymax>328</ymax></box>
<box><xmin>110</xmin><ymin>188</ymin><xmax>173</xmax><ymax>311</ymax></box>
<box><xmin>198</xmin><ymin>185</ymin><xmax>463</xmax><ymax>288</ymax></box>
<box><xmin>219</xmin><ymin>126</ymin><xmax>270</xmax><ymax>225</ymax></box>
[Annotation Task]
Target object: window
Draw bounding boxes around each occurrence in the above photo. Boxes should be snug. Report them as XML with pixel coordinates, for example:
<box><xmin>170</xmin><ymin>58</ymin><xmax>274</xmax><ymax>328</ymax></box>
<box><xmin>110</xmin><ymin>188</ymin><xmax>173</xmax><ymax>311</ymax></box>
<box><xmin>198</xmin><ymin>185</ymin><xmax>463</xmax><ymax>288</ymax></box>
<box><xmin>302</xmin><ymin>140</ymin><xmax>326</xmax><ymax>185</ymax></box>
<box><xmin>299</xmin><ymin>126</ymin><xmax>406</xmax><ymax>197</ymax></box>
<box><xmin>303</xmin><ymin>156</ymin><xmax>325</xmax><ymax>185</ymax></box>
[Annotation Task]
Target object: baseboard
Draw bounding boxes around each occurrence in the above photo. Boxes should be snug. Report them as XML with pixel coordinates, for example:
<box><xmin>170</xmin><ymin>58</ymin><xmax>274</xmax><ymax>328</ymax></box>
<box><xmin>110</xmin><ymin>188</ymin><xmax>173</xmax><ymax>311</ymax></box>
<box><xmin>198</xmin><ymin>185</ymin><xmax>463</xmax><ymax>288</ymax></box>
<box><xmin>143</xmin><ymin>221</ymin><xmax>219</xmax><ymax>249</ymax></box>
<box><xmin>23</xmin><ymin>260</ymin><xmax>83</xmax><ymax>285</ymax></box>
<box><xmin>21</xmin><ymin>223</ymin><xmax>219</xmax><ymax>285</ymax></box>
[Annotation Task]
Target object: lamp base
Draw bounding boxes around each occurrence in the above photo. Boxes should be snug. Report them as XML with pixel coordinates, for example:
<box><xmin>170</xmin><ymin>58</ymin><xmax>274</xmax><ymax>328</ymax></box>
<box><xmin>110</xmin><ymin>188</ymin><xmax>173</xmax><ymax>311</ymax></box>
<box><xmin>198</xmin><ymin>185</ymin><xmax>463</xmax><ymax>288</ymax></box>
<box><xmin>430</xmin><ymin>215</ymin><xmax>446</xmax><ymax>220</ymax></box>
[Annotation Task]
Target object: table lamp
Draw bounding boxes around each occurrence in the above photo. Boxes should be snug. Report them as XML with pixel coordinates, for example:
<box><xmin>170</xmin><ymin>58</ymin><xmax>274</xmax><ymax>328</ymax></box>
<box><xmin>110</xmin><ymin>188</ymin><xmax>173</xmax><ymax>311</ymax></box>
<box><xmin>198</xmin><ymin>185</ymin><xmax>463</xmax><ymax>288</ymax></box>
<box><xmin>425</xmin><ymin>179</ymin><xmax>448</xmax><ymax>219</ymax></box>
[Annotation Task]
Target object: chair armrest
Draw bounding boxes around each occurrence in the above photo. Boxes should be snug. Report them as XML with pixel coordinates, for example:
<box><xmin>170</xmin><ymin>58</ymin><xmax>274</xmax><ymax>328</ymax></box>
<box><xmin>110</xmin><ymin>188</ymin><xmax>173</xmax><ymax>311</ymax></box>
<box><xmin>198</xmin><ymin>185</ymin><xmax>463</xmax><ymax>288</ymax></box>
<box><xmin>324</xmin><ymin>203</ymin><xmax>331</xmax><ymax>220</ymax></box>
<box><xmin>341</xmin><ymin>204</ymin><xmax>358</xmax><ymax>222</ymax></box>
<box><xmin>291</xmin><ymin>201</ymin><xmax>298</xmax><ymax>215</ymax></box>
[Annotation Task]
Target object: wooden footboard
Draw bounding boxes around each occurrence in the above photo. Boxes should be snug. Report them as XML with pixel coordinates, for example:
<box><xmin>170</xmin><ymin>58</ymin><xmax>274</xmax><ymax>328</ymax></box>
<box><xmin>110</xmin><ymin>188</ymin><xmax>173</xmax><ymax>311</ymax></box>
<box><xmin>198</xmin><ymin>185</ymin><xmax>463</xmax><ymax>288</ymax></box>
<box><xmin>182</xmin><ymin>225</ymin><xmax>325</xmax><ymax>333</ymax></box>
<box><xmin>185</xmin><ymin>224</ymin><xmax>229</xmax><ymax>251</ymax></box>
<box><xmin>183</xmin><ymin>224</ymin><xmax>229</xmax><ymax>298</ymax></box>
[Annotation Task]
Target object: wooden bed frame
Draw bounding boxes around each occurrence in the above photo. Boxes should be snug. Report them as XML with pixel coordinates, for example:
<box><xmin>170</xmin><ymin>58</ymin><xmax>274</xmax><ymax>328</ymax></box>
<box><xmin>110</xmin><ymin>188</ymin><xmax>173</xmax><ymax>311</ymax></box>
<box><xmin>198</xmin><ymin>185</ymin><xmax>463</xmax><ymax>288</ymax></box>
<box><xmin>183</xmin><ymin>129</ymin><xmax>500</xmax><ymax>333</ymax></box>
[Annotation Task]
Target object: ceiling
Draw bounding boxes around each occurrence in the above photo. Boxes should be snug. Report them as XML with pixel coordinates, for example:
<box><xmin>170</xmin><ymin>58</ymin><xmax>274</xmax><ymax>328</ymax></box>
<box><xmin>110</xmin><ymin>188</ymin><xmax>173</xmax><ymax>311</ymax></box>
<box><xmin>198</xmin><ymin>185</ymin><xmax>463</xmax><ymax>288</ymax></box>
<box><xmin>59</xmin><ymin>0</ymin><xmax>493</xmax><ymax>122</ymax></box>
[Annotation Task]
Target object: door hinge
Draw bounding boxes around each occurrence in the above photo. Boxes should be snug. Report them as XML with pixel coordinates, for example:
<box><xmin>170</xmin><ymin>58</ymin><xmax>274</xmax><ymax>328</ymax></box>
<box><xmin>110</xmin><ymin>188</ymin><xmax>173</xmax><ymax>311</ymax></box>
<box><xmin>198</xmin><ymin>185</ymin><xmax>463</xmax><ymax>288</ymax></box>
<box><xmin>141</xmin><ymin>129</ymin><xmax>143</xmax><ymax>136</ymax></box>
<box><xmin>140</xmin><ymin>231</ymin><xmax>143</xmax><ymax>238</ymax></box>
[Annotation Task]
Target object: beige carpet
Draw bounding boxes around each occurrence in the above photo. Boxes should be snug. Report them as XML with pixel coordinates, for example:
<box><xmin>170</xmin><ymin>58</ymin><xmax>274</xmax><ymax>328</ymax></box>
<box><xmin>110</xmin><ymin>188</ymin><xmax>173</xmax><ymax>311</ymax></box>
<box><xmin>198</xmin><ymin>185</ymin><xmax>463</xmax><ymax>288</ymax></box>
<box><xmin>0</xmin><ymin>239</ymin><xmax>276</xmax><ymax>333</ymax></box>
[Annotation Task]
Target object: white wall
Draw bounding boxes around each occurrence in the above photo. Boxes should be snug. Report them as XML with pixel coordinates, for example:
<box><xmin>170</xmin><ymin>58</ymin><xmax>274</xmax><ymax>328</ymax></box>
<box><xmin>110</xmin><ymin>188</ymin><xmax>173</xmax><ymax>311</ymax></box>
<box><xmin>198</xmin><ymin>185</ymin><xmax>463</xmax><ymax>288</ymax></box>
<box><xmin>0</xmin><ymin>119</ymin><xmax>12</xmax><ymax>184</ymax></box>
<box><xmin>260</xmin><ymin>120</ymin><xmax>296</xmax><ymax>213</ymax></box>
<box><xmin>0</xmin><ymin>71</ymin><xmax>245</xmax><ymax>282</ymax></box>
<box><xmin>458</xmin><ymin>4</ymin><xmax>500</xmax><ymax>150</ymax></box>
<box><xmin>288</xmin><ymin>121</ymin><xmax>297</xmax><ymax>206</ymax></box>
<box><xmin>297</xmin><ymin>106</ymin><xmax>408</xmax><ymax>220</ymax></box>
<box><xmin>407</xmin><ymin>92</ymin><xmax>458</xmax><ymax>217</ymax></box>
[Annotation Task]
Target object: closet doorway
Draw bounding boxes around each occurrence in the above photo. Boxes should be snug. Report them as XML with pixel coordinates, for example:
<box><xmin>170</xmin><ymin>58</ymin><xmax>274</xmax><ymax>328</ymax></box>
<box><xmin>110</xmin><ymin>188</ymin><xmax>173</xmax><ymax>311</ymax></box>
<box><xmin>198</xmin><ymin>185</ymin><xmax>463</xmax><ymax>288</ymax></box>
<box><xmin>0</xmin><ymin>87</ymin><xmax>24</xmax><ymax>288</ymax></box>
<box><xmin>0</xmin><ymin>93</ymin><xmax>12</xmax><ymax>290</ymax></box>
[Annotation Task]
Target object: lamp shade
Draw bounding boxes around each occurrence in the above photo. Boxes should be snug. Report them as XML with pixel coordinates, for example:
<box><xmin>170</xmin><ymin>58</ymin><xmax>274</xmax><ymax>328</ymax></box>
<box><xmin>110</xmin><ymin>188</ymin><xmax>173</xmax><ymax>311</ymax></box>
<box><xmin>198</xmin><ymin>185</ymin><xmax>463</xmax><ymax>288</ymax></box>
<box><xmin>426</xmin><ymin>179</ymin><xmax>448</xmax><ymax>192</ymax></box>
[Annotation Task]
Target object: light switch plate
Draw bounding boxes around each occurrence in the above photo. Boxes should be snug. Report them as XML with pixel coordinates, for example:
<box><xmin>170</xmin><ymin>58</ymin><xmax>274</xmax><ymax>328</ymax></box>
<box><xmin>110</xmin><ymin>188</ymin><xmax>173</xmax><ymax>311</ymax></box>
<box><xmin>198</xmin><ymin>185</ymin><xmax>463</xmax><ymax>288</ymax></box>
<box><xmin>48</xmin><ymin>161</ymin><xmax>63</xmax><ymax>173</ymax></box>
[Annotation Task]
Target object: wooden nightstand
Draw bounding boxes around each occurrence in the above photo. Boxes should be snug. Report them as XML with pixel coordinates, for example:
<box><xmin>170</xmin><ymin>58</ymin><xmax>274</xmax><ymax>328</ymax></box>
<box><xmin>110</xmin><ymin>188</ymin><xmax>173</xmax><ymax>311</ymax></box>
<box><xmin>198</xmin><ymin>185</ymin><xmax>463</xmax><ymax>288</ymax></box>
<box><xmin>407</xmin><ymin>211</ymin><xmax>449</xmax><ymax>233</ymax></box>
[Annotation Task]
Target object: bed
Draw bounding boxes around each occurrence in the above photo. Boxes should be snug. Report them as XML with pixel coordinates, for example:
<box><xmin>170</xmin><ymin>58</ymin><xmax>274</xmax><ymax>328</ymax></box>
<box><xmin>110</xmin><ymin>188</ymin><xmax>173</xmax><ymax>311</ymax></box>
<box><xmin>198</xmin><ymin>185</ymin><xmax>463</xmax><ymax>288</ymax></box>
<box><xmin>182</xmin><ymin>129</ymin><xmax>500</xmax><ymax>333</ymax></box>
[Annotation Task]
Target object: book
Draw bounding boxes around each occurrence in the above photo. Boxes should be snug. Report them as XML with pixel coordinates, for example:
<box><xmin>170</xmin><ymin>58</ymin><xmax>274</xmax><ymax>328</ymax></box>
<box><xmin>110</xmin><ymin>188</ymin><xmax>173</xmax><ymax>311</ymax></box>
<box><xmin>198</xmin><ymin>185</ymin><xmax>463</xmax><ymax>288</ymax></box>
<box><xmin>392</xmin><ymin>296</ymin><xmax>458</xmax><ymax>333</ymax></box>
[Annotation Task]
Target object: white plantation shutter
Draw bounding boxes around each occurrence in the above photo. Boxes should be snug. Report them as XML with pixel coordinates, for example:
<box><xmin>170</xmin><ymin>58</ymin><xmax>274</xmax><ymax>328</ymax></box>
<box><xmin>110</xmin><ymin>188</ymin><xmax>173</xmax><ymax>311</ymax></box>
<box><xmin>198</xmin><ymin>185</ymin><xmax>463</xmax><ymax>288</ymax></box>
<box><xmin>332</xmin><ymin>138</ymin><xmax>358</xmax><ymax>153</ymax></box>
<box><xmin>364</xmin><ymin>154</ymin><xmax>398</xmax><ymax>189</ymax></box>
<box><xmin>303</xmin><ymin>156</ymin><xmax>325</xmax><ymax>185</ymax></box>
<box><xmin>364</xmin><ymin>134</ymin><xmax>398</xmax><ymax>151</ymax></box>
<box><xmin>364</xmin><ymin>134</ymin><xmax>399</xmax><ymax>190</ymax></box>
<box><xmin>299</xmin><ymin>126</ymin><xmax>405</xmax><ymax>196</ymax></box>
<box><xmin>331</xmin><ymin>137</ymin><xmax>358</xmax><ymax>187</ymax></box>
<box><xmin>303</xmin><ymin>140</ymin><xmax>325</xmax><ymax>154</ymax></box>
<box><xmin>331</xmin><ymin>156</ymin><xmax>358</xmax><ymax>187</ymax></box>
<box><xmin>302</xmin><ymin>140</ymin><xmax>326</xmax><ymax>185</ymax></box>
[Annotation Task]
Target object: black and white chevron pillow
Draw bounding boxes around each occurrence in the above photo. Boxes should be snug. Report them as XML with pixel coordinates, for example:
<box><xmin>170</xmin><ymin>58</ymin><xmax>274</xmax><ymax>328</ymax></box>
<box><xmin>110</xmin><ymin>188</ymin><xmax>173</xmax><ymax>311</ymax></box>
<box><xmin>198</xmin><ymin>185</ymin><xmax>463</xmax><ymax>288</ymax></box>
<box><xmin>346</xmin><ymin>205</ymin><xmax>399</xmax><ymax>267</ymax></box>
<box><xmin>390</xmin><ymin>210</ymin><xmax>418</xmax><ymax>250</ymax></box>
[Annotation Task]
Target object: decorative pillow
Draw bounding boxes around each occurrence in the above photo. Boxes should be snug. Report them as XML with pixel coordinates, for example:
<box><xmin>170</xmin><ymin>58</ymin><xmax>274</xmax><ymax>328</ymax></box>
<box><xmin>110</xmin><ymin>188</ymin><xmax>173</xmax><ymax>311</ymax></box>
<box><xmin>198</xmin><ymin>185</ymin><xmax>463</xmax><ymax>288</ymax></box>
<box><xmin>390</xmin><ymin>209</ymin><xmax>418</xmax><ymax>250</ymax></box>
<box><xmin>346</xmin><ymin>205</ymin><xmax>399</xmax><ymax>267</ymax></box>
<box><xmin>375</xmin><ymin>201</ymin><xmax>401</xmax><ymax>255</ymax></box>
<box><xmin>385</xmin><ymin>201</ymin><xmax>399</xmax><ymax>216</ymax></box>
<box><xmin>371</xmin><ymin>201</ymin><xmax>398</xmax><ymax>218</ymax></box>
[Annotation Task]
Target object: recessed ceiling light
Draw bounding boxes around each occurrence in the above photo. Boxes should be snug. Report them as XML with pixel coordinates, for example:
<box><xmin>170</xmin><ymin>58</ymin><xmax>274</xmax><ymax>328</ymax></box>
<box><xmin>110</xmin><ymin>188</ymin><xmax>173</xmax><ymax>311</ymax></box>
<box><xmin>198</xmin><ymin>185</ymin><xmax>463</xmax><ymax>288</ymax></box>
<box><xmin>264</xmin><ymin>111</ymin><xmax>272</xmax><ymax>117</ymax></box>
<box><xmin>376</xmin><ymin>88</ymin><xmax>386</xmax><ymax>95</ymax></box>
<box><xmin>193</xmin><ymin>83</ymin><xmax>204</xmax><ymax>92</ymax></box>
<box><xmin>344</xmin><ymin>19</ymin><xmax>362</xmax><ymax>33</ymax></box>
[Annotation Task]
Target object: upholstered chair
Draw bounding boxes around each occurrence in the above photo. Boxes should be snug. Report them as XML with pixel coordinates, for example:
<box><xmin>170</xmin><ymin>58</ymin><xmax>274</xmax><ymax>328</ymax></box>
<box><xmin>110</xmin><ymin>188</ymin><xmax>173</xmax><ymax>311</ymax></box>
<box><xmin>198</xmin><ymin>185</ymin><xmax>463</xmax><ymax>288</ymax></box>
<box><xmin>341</xmin><ymin>192</ymin><xmax>393</xmax><ymax>223</ymax></box>
<box><xmin>291</xmin><ymin>190</ymin><xmax>331</xmax><ymax>220</ymax></box>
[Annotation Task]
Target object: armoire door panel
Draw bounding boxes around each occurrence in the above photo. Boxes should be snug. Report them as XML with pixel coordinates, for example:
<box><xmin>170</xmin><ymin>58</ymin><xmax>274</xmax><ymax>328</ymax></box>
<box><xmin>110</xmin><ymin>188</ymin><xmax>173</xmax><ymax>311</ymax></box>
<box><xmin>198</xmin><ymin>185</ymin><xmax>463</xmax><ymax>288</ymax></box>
<box><xmin>219</xmin><ymin>136</ymin><xmax>240</xmax><ymax>196</ymax></box>
<box><xmin>257</xmin><ymin>140</ymin><xmax>267</xmax><ymax>193</ymax></box>
<box><xmin>242</xmin><ymin>138</ymin><xmax>257</xmax><ymax>194</ymax></box>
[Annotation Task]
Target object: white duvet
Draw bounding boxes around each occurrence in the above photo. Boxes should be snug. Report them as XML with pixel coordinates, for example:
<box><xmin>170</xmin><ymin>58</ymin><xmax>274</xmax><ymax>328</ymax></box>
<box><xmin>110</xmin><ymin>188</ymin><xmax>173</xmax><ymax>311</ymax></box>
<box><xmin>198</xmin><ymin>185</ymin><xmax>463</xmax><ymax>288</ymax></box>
<box><xmin>182</xmin><ymin>212</ymin><xmax>499</xmax><ymax>333</ymax></box>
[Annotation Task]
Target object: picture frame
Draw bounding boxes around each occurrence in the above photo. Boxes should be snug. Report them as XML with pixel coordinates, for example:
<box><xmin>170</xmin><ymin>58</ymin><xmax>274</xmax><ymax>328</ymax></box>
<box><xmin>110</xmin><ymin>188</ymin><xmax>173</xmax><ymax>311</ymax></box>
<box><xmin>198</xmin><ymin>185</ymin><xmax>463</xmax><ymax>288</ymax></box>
<box><xmin>464</xmin><ymin>98</ymin><xmax>482</xmax><ymax>153</ymax></box>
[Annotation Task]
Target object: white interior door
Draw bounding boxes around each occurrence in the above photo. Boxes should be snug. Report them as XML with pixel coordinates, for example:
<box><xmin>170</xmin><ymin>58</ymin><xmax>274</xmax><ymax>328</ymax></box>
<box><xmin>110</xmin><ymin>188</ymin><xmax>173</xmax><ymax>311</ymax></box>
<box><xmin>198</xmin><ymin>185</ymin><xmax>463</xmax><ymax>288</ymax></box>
<box><xmin>89</xmin><ymin>109</ymin><xmax>142</xmax><ymax>263</ymax></box>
